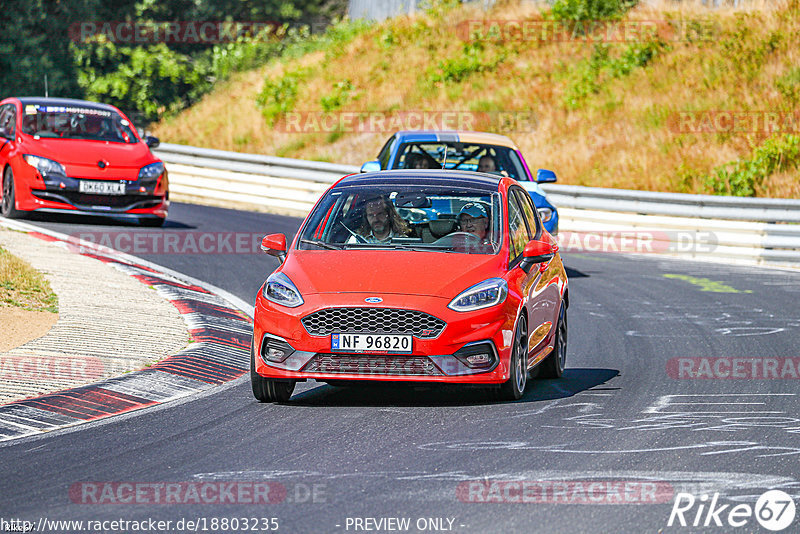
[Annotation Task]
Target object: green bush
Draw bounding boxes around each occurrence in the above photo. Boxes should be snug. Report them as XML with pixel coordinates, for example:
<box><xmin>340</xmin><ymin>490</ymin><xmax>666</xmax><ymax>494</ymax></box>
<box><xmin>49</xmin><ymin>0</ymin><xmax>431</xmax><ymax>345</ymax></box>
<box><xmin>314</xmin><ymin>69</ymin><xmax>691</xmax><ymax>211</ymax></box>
<box><xmin>257</xmin><ymin>68</ymin><xmax>309</xmax><ymax>125</ymax></box>
<box><xmin>705</xmin><ymin>134</ymin><xmax>800</xmax><ymax>196</ymax></box>
<box><xmin>550</xmin><ymin>0</ymin><xmax>638</xmax><ymax>23</ymax></box>
<box><xmin>430</xmin><ymin>41</ymin><xmax>507</xmax><ymax>83</ymax></box>
<box><xmin>564</xmin><ymin>40</ymin><xmax>663</xmax><ymax>109</ymax></box>
<box><xmin>719</xmin><ymin>15</ymin><xmax>783</xmax><ymax>81</ymax></box>
<box><xmin>320</xmin><ymin>79</ymin><xmax>357</xmax><ymax>111</ymax></box>
<box><xmin>72</xmin><ymin>39</ymin><xmax>211</xmax><ymax>123</ymax></box>
<box><xmin>776</xmin><ymin>67</ymin><xmax>800</xmax><ymax>104</ymax></box>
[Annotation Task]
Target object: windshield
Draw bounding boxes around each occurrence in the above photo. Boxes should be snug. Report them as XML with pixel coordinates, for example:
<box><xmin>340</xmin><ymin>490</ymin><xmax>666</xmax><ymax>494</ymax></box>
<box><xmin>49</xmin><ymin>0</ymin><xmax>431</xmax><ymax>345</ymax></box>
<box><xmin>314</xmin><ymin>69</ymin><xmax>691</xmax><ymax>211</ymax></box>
<box><xmin>21</xmin><ymin>103</ymin><xmax>138</xmax><ymax>144</ymax></box>
<box><xmin>299</xmin><ymin>183</ymin><xmax>502</xmax><ymax>255</ymax></box>
<box><xmin>391</xmin><ymin>142</ymin><xmax>528</xmax><ymax>181</ymax></box>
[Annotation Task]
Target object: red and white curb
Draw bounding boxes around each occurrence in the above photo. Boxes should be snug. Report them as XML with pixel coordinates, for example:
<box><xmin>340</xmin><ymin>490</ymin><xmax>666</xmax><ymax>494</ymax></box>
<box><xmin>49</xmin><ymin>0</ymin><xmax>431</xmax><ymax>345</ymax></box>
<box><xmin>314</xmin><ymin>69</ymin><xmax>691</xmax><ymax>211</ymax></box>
<box><xmin>0</xmin><ymin>219</ymin><xmax>254</xmax><ymax>442</ymax></box>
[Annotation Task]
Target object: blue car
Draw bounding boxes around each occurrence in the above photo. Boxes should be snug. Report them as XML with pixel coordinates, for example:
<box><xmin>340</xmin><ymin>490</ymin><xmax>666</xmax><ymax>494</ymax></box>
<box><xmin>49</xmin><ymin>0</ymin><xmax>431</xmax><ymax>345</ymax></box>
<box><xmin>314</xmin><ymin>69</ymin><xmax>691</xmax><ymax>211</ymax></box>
<box><xmin>361</xmin><ymin>130</ymin><xmax>559</xmax><ymax>234</ymax></box>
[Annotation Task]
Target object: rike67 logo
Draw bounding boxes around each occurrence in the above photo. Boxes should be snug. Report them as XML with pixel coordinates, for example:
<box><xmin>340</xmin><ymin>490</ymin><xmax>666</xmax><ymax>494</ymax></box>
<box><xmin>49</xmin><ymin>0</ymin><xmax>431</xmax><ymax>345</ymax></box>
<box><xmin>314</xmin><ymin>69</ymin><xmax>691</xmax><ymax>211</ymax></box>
<box><xmin>668</xmin><ymin>490</ymin><xmax>796</xmax><ymax>531</ymax></box>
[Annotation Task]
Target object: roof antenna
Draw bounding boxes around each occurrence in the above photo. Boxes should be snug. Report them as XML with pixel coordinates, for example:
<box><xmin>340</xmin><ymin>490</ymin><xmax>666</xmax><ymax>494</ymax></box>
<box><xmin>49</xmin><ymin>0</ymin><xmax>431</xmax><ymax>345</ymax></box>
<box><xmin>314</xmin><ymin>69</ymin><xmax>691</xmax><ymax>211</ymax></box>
<box><xmin>441</xmin><ymin>145</ymin><xmax>447</xmax><ymax>169</ymax></box>
<box><xmin>44</xmin><ymin>74</ymin><xmax>49</xmax><ymax>98</ymax></box>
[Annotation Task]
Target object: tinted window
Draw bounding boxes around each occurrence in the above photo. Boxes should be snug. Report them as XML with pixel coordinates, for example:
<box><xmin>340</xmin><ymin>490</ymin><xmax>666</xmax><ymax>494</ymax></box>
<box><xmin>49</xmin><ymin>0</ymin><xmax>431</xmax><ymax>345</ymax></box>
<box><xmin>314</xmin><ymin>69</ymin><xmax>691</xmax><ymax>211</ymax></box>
<box><xmin>0</xmin><ymin>104</ymin><xmax>15</xmax><ymax>138</ymax></box>
<box><xmin>512</xmin><ymin>187</ymin><xmax>540</xmax><ymax>239</ymax></box>
<box><xmin>377</xmin><ymin>135</ymin><xmax>396</xmax><ymax>169</ymax></box>
<box><xmin>507</xmin><ymin>191</ymin><xmax>528</xmax><ymax>263</ymax></box>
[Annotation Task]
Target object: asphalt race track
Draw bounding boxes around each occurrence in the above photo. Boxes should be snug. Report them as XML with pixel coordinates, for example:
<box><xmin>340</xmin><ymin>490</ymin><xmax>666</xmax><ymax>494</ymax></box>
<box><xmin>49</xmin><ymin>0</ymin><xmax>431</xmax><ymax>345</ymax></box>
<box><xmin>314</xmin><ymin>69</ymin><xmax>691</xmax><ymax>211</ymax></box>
<box><xmin>2</xmin><ymin>202</ymin><xmax>800</xmax><ymax>533</ymax></box>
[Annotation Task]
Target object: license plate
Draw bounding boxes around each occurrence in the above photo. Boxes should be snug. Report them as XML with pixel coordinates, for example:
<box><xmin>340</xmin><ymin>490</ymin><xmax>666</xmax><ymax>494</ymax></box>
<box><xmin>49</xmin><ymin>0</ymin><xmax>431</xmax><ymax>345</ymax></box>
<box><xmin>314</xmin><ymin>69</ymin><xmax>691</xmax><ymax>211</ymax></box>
<box><xmin>331</xmin><ymin>333</ymin><xmax>412</xmax><ymax>353</ymax></box>
<box><xmin>79</xmin><ymin>181</ymin><xmax>125</xmax><ymax>195</ymax></box>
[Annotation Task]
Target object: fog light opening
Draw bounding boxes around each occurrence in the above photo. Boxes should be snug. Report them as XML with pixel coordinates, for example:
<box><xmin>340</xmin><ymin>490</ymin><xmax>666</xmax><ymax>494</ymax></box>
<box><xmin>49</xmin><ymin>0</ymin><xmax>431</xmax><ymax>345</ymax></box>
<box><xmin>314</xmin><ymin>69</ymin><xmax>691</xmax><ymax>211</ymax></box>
<box><xmin>466</xmin><ymin>353</ymin><xmax>491</xmax><ymax>366</ymax></box>
<box><xmin>261</xmin><ymin>335</ymin><xmax>295</xmax><ymax>363</ymax></box>
<box><xmin>453</xmin><ymin>341</ymin><xmax>498</xmax><ymax>370</ymax></box>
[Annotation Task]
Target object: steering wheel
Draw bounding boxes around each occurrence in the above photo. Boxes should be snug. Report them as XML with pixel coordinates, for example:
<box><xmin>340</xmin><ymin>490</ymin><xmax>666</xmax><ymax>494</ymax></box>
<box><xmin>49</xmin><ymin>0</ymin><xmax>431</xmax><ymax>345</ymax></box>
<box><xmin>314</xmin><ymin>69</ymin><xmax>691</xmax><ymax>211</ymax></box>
<box><xmin>338</xmin><ymin>221</ymin><xmax>368</xmax><ymax>243</ymax></box>
<box><xmin>448</xmin><ymin>231</ymin><xmax>481</xmax><ymax>242</ymax></box>
<box><xmin>432</xmin><ymin>231</ymin><xmax>482</xmax><ymax>246</ymax></box>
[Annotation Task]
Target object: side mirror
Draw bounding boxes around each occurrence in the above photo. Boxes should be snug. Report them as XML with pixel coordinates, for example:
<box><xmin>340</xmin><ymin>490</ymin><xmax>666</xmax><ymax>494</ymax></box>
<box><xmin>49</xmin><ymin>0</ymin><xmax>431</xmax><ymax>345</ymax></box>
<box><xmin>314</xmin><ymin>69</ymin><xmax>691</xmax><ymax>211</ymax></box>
<box><xmin>360</xmin><ymin>160</ymin><xmax>381</xmax><ymax>173</ymax></box>
<box><xmin>520</xmin><ymin>239</ymin><xmax>556</xmax><ymax>273</ymax></box>
<box><xmin>145</xmin><ymin>136</ymin><xmax>160</xmax><ymax>149</ymax></box>
<box><xmin>536</xmin><ymin>169</ymin><xmax>557</xmax><ymax>183</ymax></box>
<box><xmin>261</xmin><ymin>233</ymin><xmax>287</xmax><ymax>263</ymax></box>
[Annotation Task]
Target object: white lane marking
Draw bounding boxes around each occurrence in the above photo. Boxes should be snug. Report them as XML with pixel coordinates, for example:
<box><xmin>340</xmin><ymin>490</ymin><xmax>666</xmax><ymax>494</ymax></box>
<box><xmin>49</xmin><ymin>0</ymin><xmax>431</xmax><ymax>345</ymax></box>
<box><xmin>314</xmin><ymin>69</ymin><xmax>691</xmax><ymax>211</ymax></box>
<box><xmin>416</xmin><ymin>440</ymin><xmax>800</xmax><ymax>458</ymax></box>
<box><xmin>644</xmin><ymin>394</ymin><xmax>795</xmax><ymax>414</ymax></box>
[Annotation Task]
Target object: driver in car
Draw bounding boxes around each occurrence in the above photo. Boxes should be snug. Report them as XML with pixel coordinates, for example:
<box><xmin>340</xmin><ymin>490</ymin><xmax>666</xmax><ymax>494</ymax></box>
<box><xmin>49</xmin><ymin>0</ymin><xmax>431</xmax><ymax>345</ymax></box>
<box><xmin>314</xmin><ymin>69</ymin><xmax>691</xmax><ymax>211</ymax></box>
<box><xmin>458</xmin><ymin>203</ymin><xmax>490</xmax><ymax>242</ymax></box>
<box><xmin>478</xmin><ymin>155</ymin><xmax>497</xmax><ymax>174</ymax></box>
<box><xmin>349</xmin><ymin>195</ymin><xmax>411</xmax><ymax>244</ymax></box>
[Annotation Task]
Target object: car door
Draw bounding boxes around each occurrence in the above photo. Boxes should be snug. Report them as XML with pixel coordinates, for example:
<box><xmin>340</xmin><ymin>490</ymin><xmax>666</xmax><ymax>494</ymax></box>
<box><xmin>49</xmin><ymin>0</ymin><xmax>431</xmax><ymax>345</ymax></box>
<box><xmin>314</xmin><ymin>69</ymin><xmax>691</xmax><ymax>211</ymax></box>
<box><xmin>511</xmin><ymin>186</ymin><xmax>560</xmax><ymax>366</ymax></box>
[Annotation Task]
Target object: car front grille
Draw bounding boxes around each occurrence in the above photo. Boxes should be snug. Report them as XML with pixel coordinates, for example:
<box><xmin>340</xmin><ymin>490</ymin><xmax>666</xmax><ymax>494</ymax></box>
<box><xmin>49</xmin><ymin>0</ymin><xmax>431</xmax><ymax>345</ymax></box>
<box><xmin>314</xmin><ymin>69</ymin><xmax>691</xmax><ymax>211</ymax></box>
<box><xmin>303</xmin><ymin>354</ymin><xmax>442</xmax><ymax>376</ymax></box>
<box><xmin>301</xmin><ymin>308</ymin><xmax>445</xmax><ymax>338</ymax></box>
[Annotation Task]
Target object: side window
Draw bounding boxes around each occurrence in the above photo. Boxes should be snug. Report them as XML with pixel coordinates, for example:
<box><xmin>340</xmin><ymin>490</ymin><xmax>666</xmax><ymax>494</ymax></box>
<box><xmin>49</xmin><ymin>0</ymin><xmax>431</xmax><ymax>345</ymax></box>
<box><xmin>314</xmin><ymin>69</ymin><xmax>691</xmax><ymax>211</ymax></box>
<box><xmin>513</xmin><ymin>188</ymin><xmax>540</xmax><ymax>239</ymax></box>
<box><xmin>377</xmin><ymin>135</ymin><xmax>396</xmax><ymax>169</ymax></box>
<box><xmin>0</xmin><ymin>104</ymin><xmax>15</xmax><ymax>139</ymax></box>
<box><xmin>507</xmin><ymin>191</ymin><xmax>528</xmax><ymax>264</ymax></box>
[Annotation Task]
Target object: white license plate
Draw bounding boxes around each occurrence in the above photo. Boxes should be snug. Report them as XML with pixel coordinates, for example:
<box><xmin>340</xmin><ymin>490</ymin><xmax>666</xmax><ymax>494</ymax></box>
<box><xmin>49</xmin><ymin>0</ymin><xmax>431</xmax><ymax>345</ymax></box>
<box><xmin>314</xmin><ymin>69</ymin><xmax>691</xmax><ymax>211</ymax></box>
<box><xmin>78</xmin><ymin>181</ymin><xmax>125</xmax><ymax>195</ymax></box>
<box><xmin>331</xmin><ymin>333</ymin><xmax>412</xmax><ymax>353</ymax></box>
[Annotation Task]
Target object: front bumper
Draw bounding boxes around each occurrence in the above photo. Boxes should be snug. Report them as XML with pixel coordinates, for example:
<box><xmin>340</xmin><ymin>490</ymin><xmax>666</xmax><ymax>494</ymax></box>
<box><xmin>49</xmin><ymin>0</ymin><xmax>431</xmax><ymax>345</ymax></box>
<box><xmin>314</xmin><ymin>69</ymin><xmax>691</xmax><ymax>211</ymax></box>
<box><xmin>15</xmin><ymin>167</ymin><xmax>168</xmax><ymax>218</ymax></box>
<box><xmin>253</xmin><ymin>292</ymin><xmax>517</xmax><ymax>384</ymax></box>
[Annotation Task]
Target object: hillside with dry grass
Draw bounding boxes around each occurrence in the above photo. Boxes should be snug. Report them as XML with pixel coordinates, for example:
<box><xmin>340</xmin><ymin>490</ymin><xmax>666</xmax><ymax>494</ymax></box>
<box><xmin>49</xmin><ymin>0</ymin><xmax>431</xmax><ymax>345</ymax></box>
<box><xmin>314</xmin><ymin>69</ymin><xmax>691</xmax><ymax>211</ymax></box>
<box><xmin>154</xmin><ymin>0</ymin><xmax>800</xmax><ymax>197</ymax></box>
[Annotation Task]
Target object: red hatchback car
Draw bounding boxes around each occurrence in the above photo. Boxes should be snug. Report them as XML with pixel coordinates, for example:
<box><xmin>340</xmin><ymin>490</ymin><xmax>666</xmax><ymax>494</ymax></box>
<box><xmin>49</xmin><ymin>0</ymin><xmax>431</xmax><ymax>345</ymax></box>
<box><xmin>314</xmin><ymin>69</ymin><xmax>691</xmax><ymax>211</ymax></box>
<box><xmin>252</xmin><ymin>170</ymin><xmax>569</xmax><ymax>402</ymax></box>
<box><xmin>0</xmin><ymin>97</ymin><xmax>168</xmax><ymax>226</ymax></box>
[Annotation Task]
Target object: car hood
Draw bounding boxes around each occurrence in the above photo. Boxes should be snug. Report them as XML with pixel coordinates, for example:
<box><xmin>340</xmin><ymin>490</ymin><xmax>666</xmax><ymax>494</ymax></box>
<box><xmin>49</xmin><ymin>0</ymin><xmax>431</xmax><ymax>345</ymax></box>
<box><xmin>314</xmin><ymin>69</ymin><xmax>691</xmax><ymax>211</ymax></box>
<box><xmin>282</xmin><ymin>250</ymin><xmax>505</xmax><ymax>298</ymax></box>
<box><xmin>20</xmin><ymin>137</ymin><xmax>155</xmax><ymax>168</ymax></box>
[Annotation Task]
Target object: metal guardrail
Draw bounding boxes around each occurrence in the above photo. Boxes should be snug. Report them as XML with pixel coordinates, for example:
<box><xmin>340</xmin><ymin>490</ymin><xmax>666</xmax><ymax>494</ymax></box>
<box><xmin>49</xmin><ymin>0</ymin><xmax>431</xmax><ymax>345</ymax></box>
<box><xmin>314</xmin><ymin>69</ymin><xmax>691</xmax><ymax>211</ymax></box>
<box><xmin>542</xmin><ymin>184</ymin><xmax>800</xmax><ymax>223</ymax></box>
<box><xmin>154</xmin><ymin>143</ymin><xmax>800</xmax><ymax>268</ymax></box>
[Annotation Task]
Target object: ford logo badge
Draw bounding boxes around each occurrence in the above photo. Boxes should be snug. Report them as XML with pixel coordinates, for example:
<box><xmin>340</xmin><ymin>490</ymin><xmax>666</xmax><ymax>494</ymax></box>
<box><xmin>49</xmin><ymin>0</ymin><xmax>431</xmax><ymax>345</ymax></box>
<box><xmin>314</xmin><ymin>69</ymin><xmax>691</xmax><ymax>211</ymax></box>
<box><xmin>365</xmin><ymin>297</ymin><xmax>383</xmax><ymax>304</ymax></box>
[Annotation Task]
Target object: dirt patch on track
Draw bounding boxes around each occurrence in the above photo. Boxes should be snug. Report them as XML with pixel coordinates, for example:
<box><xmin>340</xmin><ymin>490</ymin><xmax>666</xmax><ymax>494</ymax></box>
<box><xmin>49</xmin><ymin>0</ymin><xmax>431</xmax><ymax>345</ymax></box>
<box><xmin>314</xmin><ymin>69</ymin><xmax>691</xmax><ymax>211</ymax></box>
<box><xmin>0</xmin><ymin>307</ymin><xmax>58</xmax><ymax>353</ymax></box>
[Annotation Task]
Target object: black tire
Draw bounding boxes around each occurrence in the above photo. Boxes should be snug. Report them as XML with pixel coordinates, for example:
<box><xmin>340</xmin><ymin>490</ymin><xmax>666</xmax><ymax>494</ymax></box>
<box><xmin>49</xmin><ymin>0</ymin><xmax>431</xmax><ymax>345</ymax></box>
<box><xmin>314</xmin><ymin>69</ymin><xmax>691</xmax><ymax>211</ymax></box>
<box><xmin>539</xmin><ymin>301</ymin><xmax>567</xmax><ymax>378</ymax></box>
<box><xmin>140</xmin><ymin>217</ymin><xmax>166</xmax><ymax>227</ymax></box>
<box><xmin>1</xmin><ymin>166</ymin><xmax>23</xmax><ymax>219</ymax></box>
<box><xmin>250</xmin><ymin>341</ymin><xmax>295</xmax><ymax>403</ymax></box>
<box><xmin>495</xmin><ymin>314</ymin><xmax>528</xmax><ymax>401</ymax></box>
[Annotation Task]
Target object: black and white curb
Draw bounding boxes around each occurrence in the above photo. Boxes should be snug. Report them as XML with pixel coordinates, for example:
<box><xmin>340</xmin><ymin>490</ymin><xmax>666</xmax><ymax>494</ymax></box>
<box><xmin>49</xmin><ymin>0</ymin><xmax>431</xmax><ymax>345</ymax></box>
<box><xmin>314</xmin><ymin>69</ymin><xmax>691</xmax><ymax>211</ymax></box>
<box><xmin>0</xmin><ymin>221</ymin><xmax>254</xmax><ymax>442</ymax></box>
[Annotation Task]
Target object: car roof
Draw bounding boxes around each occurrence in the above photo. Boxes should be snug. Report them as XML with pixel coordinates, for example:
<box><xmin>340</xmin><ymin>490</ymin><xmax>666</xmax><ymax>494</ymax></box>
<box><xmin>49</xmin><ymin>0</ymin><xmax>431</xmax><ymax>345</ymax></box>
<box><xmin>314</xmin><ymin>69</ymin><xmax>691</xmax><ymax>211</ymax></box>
<box><xmin>14</xmin><ymin>97</ymin><xmax>120</xmax><ymax>113</ymax></box>
<box><xmin>340</xmin><ymin>169</ymin><xmax>504</xmax><ymax>191</ymax></box>
<box><xmin>393</xmin><ymin>130</ymin><xmax>519</xmax><ymax>150</ymax></box>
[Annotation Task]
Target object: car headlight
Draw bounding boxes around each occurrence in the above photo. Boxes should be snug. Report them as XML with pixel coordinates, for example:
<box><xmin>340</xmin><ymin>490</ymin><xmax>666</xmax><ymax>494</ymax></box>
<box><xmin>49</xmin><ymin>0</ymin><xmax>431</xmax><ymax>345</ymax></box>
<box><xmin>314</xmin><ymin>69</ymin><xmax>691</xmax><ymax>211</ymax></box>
<box><xmin>262</xmin><ymin>272</ymin><xmax>303</xmax><ymax>308</ymax></box>
<box><xmin>537</xmin><ymin>207</ymin><xmax>553</xmax><ymax>223</ymax></box>
<box><xmin>138</xmin><ymin>162</ymin><xmax>165</xmax><ymax>182</ymax></box>
<box><xmin>23</xmin><ymin>155</ymin><xmax>67</xmax><ymax>178</ymax></box>
<box><xmin>448</xmin><ymin>278</ymin><xmax>507</xmax><ymax>312</ymax></box>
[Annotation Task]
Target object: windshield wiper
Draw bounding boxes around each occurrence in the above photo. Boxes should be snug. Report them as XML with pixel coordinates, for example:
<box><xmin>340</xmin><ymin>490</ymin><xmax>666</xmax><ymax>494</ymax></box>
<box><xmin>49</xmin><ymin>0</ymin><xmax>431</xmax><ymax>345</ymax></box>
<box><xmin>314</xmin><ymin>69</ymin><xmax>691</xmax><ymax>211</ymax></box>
<box><xmin>299</xmin><ymin>238</ymin><xmax>343</xmax><ymax>250</ymax></box>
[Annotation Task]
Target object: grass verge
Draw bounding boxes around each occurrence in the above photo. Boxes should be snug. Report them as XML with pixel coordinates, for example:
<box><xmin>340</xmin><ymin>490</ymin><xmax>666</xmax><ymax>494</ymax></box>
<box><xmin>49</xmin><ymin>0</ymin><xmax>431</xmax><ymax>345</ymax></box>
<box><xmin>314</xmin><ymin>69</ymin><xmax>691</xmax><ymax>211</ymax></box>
<box><xmin>0</xmin><ymin>246</ymin><xmax>58</xmax><ymax>313</ymax></box>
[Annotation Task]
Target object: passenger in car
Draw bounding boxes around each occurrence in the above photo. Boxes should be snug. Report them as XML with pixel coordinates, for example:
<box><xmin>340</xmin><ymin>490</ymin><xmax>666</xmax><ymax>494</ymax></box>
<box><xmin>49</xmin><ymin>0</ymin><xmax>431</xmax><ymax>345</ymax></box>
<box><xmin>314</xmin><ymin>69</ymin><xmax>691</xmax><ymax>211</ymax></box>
<box><xmin>458</xmin><ymin>203</ymin><xmax>490</xmax><ymax>242</ymax></box>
